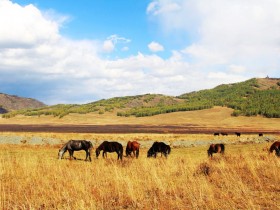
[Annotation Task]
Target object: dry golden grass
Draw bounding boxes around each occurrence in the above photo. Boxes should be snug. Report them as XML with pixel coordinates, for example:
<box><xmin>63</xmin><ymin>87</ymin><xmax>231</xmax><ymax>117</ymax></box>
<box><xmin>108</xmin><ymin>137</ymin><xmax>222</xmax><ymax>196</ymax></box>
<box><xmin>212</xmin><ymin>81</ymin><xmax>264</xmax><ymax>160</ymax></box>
<box><xmin>1</xmin><ymin>142</ymin><xmax>279</xmax><ymax>209</ymax></box>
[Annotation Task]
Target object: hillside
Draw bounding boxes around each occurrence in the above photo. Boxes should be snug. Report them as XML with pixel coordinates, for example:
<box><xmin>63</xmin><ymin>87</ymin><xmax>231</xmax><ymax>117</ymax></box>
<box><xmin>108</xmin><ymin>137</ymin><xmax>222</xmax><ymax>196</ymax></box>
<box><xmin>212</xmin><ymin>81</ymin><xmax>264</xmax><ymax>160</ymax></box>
<box><xmin>0</xmin><ymin>93</ymin><xmax>45</xmax><ymax>113</ymax></box>
<box><xmin>2</xmin><ymin>77</ymin><xmax>280</xmax><ymax>118</ymax></box>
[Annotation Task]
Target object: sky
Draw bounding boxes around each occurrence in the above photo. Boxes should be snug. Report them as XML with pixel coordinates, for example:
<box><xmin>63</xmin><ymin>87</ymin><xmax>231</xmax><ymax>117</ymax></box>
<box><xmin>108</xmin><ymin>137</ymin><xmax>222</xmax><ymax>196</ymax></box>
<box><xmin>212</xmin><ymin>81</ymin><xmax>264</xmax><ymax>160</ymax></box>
<box><xmin>0</xmin><ymin>0</ymin><xmax>280</xmax><ymax>105</ymax></box>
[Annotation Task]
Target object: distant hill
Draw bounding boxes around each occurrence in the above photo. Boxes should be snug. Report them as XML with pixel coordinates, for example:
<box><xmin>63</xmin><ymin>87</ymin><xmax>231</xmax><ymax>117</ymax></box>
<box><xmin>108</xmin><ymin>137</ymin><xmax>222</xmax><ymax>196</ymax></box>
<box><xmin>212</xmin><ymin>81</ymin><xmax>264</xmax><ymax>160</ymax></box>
<box><xmin>2</xmin><ymin>77</ymin><xmax>280</xmax><ymax>118</ymax></box>
<box><xmin>178</xmin><ymin>78</ymin><xmax>280</xmax><ymax>118</ymax></box>
<box><xmin>0</xmin><ymin>93</ymin><xmax>45</xmax><ymax>113</ymax></box>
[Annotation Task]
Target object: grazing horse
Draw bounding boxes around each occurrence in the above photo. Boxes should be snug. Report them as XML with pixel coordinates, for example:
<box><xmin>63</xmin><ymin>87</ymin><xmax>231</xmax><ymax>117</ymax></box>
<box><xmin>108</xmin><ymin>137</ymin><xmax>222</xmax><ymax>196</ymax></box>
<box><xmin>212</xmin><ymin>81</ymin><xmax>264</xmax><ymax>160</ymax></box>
<box><xmin>235</xmin><ymin>132</ymin><xmax>241</xmax><ymax>137</ymax></box>
<box><xmin>221</xmin><ymin>132</ymin><xmax>228</xmax><ymax>136</ymax></box>
<box><xmin>125</xmin><ymin>141</ymin><xmax>140</xmax><ymax>158</ymax></box>
<box><xmin>269</xmin><ymin>141</ymin><xmax>280</xmax><ymax>157</ymax></box>
<box><xmin>58</xmin><ymin>140</ymin><xmax>93</xmax><ymax>161</ymax></box>
<box><xmin>207</xmin><ymin>143</ymin><xmax>225</xmax><ymax>158</ymax></box>
<box><xmin>214</xmin><ymin>133</ymin><xmax>220</xmax><ymax>136</ymax></box>
<box><xmin>259</xmin><ymin>133</ymin><xmax>263</xmax><ymax>137</ymax></box>
<box><xmin>147</xmin><ymin>142</ymin><xmax>171</xmax><ymax>158</ymax></box>
<box><xmin>96</xmin><ymin>141</ymin><xmax>123</xmax><ymax>160</ymax></box>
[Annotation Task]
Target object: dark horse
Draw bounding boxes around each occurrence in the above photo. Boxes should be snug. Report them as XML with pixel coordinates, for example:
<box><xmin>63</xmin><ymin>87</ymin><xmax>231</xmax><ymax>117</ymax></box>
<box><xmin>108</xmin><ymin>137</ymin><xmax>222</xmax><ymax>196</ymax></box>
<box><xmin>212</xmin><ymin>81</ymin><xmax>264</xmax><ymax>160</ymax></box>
<box><xmin>269</xmin><ymin>141</ymin><xmax>280</xmax><ymax>156</ymax></box>
<box><xmin>125</xmin><ymin>141</ymin><xmax>140</xmax><ymax>158</ymax></box>
<box><xmin>147</xmin><ymin>142</ymin><xmax>171</xmax><ymax>158</ymax></box>
<box><xmin>58</xmin><ymin>140</ymin><xmax>93</xmax><ymax>161</ymax></box>
<box><xmin>235</xmin><ymin>132</ymin><xmax>241</xmax><ymax>137</ymax></box>
<box><xmin>96</xmin><ymin>141</ymin><xmax>123</xmax><ymax>160</ymax></box>
<box><xmin>207</xmin><ymin>143</ymin><xmax>225</xmax><ymax>158</ymax></box>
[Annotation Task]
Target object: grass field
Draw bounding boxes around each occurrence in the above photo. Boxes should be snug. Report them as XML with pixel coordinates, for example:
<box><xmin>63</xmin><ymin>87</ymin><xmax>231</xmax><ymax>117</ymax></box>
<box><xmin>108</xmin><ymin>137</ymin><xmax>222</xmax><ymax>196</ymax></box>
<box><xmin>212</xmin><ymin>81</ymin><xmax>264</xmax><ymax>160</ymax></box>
<box><xmin>1</xmin><ymin>106</ymin><xmax>280</xmax><ymax>209</ymax></box>
<box><xmin>1</xmin><ymin>142</ymin><xmax>279</xmax><ymax>209</ymax></box>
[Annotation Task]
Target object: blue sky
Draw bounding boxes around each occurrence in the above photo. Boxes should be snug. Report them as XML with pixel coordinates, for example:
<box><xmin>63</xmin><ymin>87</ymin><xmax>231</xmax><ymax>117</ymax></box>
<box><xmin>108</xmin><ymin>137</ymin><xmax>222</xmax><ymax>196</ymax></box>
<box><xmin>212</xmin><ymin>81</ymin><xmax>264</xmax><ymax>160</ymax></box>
<box><xmin>12</xmin><ymin>0</ymin><xmax>176</xmax><ymax>58</ymax></box>
<box><xmin>1</xmin><ymin>0</ymin><xmax>280</xmax><ymax>104</ymax></box>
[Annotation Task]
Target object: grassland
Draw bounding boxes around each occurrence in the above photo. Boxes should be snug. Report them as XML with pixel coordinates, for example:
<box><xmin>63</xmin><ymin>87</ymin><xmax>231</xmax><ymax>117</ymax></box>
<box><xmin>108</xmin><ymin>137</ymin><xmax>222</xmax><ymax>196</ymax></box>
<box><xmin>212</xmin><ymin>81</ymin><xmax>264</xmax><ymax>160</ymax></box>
<box><xmin>1</xmin><ymin>100</ymin><xmax>280</xmax><ymax>209</ymax></box>
<box><xmin>1</xmin><ymin>142</ymin><xmax>279</xmax><ymax>209</ymax></box>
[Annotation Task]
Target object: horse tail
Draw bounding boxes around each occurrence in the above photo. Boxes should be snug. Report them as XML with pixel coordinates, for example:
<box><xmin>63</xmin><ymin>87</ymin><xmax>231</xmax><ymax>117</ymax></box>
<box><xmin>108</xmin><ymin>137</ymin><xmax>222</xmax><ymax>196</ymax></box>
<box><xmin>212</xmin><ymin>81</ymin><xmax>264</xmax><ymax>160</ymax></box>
<box><xmin>125</xmin><ymin>146</ymin><xmax>130</xmax><ymax>157</ymax></box>
<box><xmin>220</xmin><ymin>144</ymin><xmax>225</xmax><ymax>154</ymax></box>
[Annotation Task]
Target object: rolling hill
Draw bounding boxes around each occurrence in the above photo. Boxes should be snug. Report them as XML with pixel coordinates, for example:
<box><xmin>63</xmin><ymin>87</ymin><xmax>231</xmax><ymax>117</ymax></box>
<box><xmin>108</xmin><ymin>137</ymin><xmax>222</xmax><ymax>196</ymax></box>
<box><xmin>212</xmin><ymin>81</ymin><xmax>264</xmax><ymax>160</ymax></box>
<box><xmin>0</xmin><ymin>93</ymin><xmax>45</xmax><ymax>113</ymax></box>
<box><xmin>2</xmin><ymin>77</ymin><xmax>280</xmax><ymax>119</ymax></box>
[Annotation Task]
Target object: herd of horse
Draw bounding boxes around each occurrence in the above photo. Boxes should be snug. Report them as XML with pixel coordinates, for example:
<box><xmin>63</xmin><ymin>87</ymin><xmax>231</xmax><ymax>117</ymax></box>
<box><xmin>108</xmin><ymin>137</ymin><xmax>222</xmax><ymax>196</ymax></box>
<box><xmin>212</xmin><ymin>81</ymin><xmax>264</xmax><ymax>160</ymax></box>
<box><xmin>214</xmin><ymin>132</ymin><xmax>263</xmax><ymax>137</ymax></box>
<box><xmin>58</xmin><ymin>139</ymin><xmax>280</xmax><ymax>162</ymax></box>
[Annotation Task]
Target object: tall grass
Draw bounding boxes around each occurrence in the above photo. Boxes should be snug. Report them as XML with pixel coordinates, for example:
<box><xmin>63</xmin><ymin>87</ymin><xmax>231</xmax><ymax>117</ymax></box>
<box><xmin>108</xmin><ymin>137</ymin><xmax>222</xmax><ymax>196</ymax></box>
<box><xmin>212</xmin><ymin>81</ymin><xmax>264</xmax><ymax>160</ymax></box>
<box><xmin>0</xmin><ymin>143</ymin><xmax>279</xmax><ymax>209</ymax></box>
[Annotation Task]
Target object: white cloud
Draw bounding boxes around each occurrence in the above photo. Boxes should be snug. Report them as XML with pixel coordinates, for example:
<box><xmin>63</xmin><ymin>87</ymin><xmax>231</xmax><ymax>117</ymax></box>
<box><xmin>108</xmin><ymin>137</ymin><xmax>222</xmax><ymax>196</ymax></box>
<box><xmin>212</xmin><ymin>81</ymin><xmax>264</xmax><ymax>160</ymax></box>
<box><xmin>2</xmin><ymin>0</ymin><xmax>280</xmax><ymax>105</ymax></box>
<box><xmin>102</xmin><ymin>39</ymin><xmax>115</xmax><ymax>53</ymax></box>
<box><xmin>102</xmin><ymin>34</ymin><xmax>131</xmax><ymax>53</ymax></box>
<box><xmin>148</xmin><ymin>41</ymin><xmax>164</xmax><ymax>52</ymax></box>
<box><xmin>148</xmin><ymin>0</ymin><xmax>280</xmax><ymax>80</ymax></box>
<box><xmin>0</xmin><ymin>0</ymin><xmax>61</xmax><ymax>48</ymax></box>
<box><xmin>0</xmin><ymin>0</ymin><xmax>193</xmax><ymax>104</ymax></box>
<box><xmin>146</xmin><ymin>1</ymin><xmax>180</xmax><ymax>16</ymax></box>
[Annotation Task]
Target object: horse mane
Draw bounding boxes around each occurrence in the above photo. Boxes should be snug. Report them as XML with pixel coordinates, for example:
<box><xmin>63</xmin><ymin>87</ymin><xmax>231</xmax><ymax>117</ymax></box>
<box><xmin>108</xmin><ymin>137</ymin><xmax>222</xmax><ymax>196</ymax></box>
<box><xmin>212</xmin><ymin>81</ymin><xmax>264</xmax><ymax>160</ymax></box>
<box><xmin>59</xmin><ymin>141</ymin><xmax>69</xmax><ymax>151</ymax></box>
<box><xmin>97</xmin><ymin>141</ymin><xmax>108</xmax><ymax>150</ymax></box>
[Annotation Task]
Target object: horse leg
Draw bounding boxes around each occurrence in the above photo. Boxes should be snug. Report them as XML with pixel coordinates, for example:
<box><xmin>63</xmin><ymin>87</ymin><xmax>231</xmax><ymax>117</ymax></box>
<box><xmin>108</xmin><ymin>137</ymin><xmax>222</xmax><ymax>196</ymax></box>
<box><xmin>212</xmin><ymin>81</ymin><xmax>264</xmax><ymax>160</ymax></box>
<box><xmin>72</xmin><ymin>151</ymin><xmax>76</xmax><ymax>160</ymax></box>
<box><xmin>88</xmin><ymin>151</ymin><xmax>92</xmax><ymax>162</ymax></box>
<box><xmin>132</xmin><ymin>150</ymin><xmax>136</xmax><ymax>158</ymax></box>
<box><xmin>120</xmin><ymin>151</ymin><xmax>123</xmax><ymax>160</ymax></box>
<box><xmin>69</xmin><ymin>150</ymin><xmax>74</xmax><ymax>160</ymax></box>
<box><xmin>136</xmin><ymin>149</ymin><xmax>139</xmax><ymax>159</ymax></box>
<box><xmin>85</xmin><ymin>150</ymin><xmax>90</xmax><ymax>161</ymax></box>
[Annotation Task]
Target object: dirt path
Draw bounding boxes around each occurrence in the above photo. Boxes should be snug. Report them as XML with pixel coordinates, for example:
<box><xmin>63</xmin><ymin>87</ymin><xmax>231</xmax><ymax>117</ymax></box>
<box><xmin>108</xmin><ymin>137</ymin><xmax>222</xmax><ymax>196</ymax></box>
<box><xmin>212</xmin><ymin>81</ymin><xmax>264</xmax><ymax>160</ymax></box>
<box><xmin>0</xmin><ymin>124</ymin><xmax>279</xmax><ymax>134</ymax></box>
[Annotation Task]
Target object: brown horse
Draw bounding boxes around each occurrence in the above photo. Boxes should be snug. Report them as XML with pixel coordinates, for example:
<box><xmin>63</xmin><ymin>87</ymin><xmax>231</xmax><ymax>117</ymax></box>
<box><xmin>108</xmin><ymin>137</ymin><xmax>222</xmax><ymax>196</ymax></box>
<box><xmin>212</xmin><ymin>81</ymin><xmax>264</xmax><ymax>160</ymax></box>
<box><xmin>125</xmin><ymin>141</ymin><xmax>140</xmax><ymax>158</ymax></box>
<box><xmin>207</xmin><ymin>143</ymin><xmax>225</xmax><ymax>158</ymax></box>
<box><xmin>269</xmin><ymin>141</ymin><xmax>280</xmax><ymax>156</ymax></box>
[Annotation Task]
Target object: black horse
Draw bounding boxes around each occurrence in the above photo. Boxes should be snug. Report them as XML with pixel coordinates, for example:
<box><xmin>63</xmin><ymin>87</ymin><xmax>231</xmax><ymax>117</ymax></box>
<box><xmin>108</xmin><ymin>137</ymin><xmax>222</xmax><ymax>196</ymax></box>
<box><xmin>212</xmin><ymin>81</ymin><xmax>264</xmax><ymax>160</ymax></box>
<box><xmin>96</xmin><ymin>141</ymin><xmax>123</xmax><ymax>160</ymax></box>
<box><xmin>235</xmin><ymin>132</ymin><xmax>241</xmax><ymax>137</ymax></box>
<box><xmin>207</xmin><ymin>143</ymin><xmax>225</xmax><ymax>158</ymax></box>
<box><xmin>147</xmin><ymin>142</ymin><xmax>171</xmax><ymax>158</ymax></box>
<box><xmin>58</xmin><ymin>140</ymin><xmax>93</xmax><ymax>161</ymax></box>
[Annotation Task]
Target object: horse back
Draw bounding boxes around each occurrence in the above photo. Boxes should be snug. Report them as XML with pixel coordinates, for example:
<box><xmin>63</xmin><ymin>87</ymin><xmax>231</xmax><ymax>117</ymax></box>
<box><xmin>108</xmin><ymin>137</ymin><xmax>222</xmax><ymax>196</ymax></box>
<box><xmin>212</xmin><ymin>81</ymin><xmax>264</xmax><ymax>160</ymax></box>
<box><xmin>132</xmin><ymin>141</ymin><xmax>140</xmax><ymax>150</ymax></box>
<box><xmin>107</xmin><ymin>141</ymin><xmax>123</xmax><ymax>152</ymax></box>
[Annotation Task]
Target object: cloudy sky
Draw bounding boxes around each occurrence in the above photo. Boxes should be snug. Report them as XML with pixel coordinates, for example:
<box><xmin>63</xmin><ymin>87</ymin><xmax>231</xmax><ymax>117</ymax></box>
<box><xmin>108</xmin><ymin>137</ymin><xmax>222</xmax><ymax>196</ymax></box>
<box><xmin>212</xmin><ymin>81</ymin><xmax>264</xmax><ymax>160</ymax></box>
<box><xmin>1</xmin><ymin>0</ymin><xmax>280</xmax><ymax>105</ymax></box>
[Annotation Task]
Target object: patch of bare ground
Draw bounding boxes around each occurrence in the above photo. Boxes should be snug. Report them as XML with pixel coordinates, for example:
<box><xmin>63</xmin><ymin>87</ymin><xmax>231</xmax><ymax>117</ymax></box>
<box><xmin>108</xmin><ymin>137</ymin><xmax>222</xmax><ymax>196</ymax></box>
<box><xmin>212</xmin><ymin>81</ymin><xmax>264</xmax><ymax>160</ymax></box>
<box><xmin>257</xmin><ymin>78</ymin><xmax>280</xmax><ymax>90</ymax></box>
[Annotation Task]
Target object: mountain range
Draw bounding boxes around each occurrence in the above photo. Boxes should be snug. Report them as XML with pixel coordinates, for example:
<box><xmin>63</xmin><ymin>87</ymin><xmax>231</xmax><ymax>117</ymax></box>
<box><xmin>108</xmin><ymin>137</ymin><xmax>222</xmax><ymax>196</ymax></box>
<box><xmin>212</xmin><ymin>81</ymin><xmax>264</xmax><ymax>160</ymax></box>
<box><xmin>0</xmin><ymin>93</ymin><xmax>45</xmax><ymax>114</ymax></box>
<box><xmin>1</xmin><ymin>77</ymin><xmax>280</xmax><ymax>118</ymax></box>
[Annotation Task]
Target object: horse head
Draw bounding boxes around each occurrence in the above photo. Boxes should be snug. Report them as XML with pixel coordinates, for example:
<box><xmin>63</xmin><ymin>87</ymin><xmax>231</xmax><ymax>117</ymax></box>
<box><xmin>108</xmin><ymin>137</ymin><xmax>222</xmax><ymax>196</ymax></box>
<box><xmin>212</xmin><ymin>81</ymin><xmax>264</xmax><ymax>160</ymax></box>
<box><xmin>58</xmin><ymin>142</ymin><xmax>68</xmax><ymax>159</ymax></box>
<box><xmin>207</xmin><ymin>149</ymin><xmax>211</xmax><ymax>157</ymax></box>
<box><xmin>95</xmin><ymin>148</ymin><xmax>101</xmax><ymax>158</ymax></box>
<box><xmin>147</xmin><ymin>148</ymin><xmax>154</xmax><ymax>158</ymax></box>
